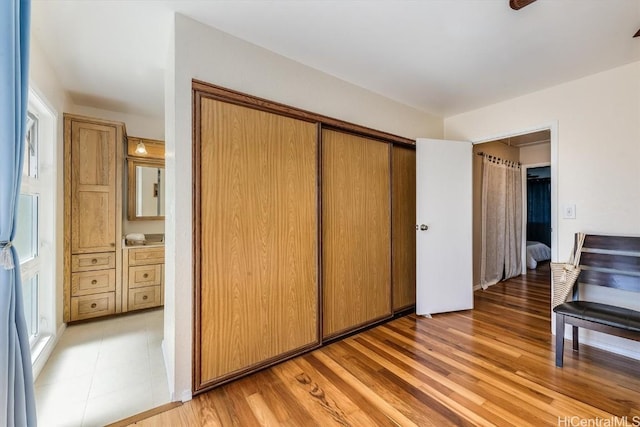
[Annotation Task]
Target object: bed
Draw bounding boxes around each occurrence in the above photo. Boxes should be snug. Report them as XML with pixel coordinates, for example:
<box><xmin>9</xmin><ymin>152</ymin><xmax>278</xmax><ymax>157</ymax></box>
<box><xmin>526</xmin><ymin>241</ymin><xmax>551</xmax><ymax>269</ymax></box>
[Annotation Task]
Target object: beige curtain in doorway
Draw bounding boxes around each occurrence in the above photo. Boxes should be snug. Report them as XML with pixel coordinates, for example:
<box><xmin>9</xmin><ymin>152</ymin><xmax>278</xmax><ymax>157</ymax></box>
<box><xmin>504</xmin><ymin>164</ymin><xmax>523</xmax><ymax>279</ymax></box>
<box><xmin>480</xmin><ymin>155</ymin><xmax>522</xmax><ymax>289</ymax></box>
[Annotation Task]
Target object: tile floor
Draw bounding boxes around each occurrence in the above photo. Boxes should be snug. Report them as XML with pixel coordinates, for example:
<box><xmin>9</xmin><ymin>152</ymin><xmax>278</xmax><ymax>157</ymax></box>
<box><xmin>35</xmin><ymin>308</ymin><xmax>170</xmax><ymax>427</ymax></box>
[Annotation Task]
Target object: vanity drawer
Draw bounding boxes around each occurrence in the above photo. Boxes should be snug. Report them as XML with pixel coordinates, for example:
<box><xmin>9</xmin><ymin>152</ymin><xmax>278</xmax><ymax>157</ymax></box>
<box><xmin>128</xmin><ymin>285</ymin><xmax>161</xmax><ymax>311</ymax></box>
<box><xmin>72</xmin><ymin>252</ymin><xmax>116</xmax><ymax>272</ymax></box>
<box><xmin>70</xmin><ymin>292</ymin><xmax>116</xmax><ymax>321</ymax></box>
<box><xmin>128</xmin><ymin>247</ymin><xmax>164</xmax><ymax>266</ymax></box>
<box><xmin>71</xmin><ymin>269</ymin><xmax>116</xmax><ymax>296</ymax></box>
<box><xmin>128</xmin><ymin>265</ymin><xmax>162</xmax><ymax>288</ymax></box>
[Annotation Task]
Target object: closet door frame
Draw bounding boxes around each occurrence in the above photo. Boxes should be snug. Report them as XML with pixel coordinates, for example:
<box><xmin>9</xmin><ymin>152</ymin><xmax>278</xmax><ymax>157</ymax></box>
<box><xmin>192</xmin><ymin>80</ymin><xmax>415</xmax><ymax>394</ymax></box>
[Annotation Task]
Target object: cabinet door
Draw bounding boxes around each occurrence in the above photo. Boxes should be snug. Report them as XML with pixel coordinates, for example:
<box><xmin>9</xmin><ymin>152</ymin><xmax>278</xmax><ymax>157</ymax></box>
<box><xmin>195</xmin><ymin>98</ymin><xmax>319</xmax><ymax>389</ymax></box>
<box><xmin>322</xmin><ymin>129</ymin><xmax>391</xmax><ymax>338</ymax></box>
<box><xmin>392</xmin><ymin>146</ymin><xmax>416</xmax><ymax>311</ymax></box>
<box><xmin>70</xmin><ymin>121</ymin><xmax>117</xmax><ymax>254</ymax></box>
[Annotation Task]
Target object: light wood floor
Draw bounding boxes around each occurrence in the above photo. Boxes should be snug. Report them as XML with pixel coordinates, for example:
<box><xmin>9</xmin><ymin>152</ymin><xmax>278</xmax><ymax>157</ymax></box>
<box><xmin>129</xmin><ymin>264</ymin><xmax>640</xmax><ymax>426</ymax></box>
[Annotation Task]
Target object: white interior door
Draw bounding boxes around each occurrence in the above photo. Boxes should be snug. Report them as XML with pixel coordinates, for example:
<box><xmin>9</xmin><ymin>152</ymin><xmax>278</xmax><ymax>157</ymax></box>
<box><xmin>416</xmin><ymin>138</ymin><xmax>473</xmax><ymax>316</ymax></box>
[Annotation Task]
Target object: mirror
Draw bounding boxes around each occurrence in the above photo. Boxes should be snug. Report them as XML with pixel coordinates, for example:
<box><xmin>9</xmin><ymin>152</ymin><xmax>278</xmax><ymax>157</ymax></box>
<box><xmin>127</xmin><ymin>159</ymin><xmax>165</xmax><ymax>220</ymax></box>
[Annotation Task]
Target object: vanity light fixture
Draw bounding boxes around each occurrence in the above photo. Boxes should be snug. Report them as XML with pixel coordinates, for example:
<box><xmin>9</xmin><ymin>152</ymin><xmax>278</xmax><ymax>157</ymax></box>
<box><xmin>135</xmin><ymin>140</ymin><xmax>148</xmax><ymax>155</ymax></box>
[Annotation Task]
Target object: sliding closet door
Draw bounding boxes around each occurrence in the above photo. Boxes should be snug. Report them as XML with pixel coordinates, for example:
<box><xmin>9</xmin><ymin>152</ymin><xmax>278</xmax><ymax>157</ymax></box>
<box><xmin>322</xmin><ymin>129</ymin><xmax>391</xmax><ymax>338</ymax></box>
<box><xmin>392</xmin><ymin>146</ymin><xmax>416</xmax><ymax>311</ymax></box>
<box><xmin>195</xmin><ymin>98</ymin><xmax>319</xmax><ymax>389</ymax></box>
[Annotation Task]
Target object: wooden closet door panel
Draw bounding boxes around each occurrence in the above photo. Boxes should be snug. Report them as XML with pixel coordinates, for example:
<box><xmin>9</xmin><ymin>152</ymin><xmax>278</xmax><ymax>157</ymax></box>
<box><xmin>392</xmin><ymin>146</ymin><xmax>416</xmax><ymax>311</ymax></box>
<box><xmin>70</xmin><ymin>121</ymin><xmax>117</xmax><ymax>254</ymax></box>
<box><xmin>198</xmin><ymin>99</ymin><xmax>318</xmax><ymax>384</ymax></box>
<box><xmin>322</xmin><ymin>129</ymin><xmax>391</xmax><ymax>338</ymax></box>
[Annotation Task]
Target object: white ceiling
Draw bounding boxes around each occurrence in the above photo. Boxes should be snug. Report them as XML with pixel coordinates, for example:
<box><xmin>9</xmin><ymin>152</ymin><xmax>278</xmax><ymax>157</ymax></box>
<box><xmin>31</xmin><ymin>0</ymin><xmax>640</xmax><ymax>119</ymax></box>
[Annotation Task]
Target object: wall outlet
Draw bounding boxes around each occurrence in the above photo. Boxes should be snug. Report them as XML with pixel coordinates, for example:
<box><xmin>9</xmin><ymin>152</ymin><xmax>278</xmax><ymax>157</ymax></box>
<box><xmin>563</xmin><ymin>204</ymin><xmax>576</xmax><ymax>219</ymax></box>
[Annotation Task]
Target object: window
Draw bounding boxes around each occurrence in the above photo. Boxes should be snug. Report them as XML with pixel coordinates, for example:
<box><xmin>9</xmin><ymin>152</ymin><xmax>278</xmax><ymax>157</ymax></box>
<box><xmin>17</xmin><ymin>111</ymin><xmax>41</xmax><ymax>341</ymax></box>
<box><xmin>15</xmin><ymin>193</ymin><xmax>39</xmax><ymax>339</ymax></box>
<box><xmin>14</xmin><ymin>89</ymin><xmax>56</xmax><ymax>363</ymax></box>
<box><xmin>15</xmin><ymin>194</ymin><xmax>38</xmax><ymax>264</ymax></box>
<box><xmin>24</xmin><ymin>112</ymin><xmax>38</xmax><ymax>178</ymax></box>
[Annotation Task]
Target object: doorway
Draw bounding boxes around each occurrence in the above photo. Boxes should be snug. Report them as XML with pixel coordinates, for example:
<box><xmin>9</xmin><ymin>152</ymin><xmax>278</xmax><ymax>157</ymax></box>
<box><xmin>472</xmin><ymin>126</ymin><xmax>555</xmax><ymax>289</ymax></box>
<box><xmin>523</xmin><ymin>165</ymin><xmax>552</xmax><ymax>271</ymax></box>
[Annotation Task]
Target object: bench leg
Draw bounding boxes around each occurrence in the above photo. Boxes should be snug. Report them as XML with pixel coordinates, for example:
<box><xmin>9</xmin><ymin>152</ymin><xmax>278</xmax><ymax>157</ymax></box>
<box><xmin>572</xmin><ymin>326</ymin><xmax>579</xmax><ymax>352</ymax></box>
<box><xmin>555</xmin><ymin>314</ymin><xmax>565</xmax><ymax>367</ymax></box>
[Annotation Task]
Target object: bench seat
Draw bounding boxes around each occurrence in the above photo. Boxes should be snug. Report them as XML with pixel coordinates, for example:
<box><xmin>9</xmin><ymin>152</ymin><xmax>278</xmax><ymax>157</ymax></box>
<box><xmin>554</xmin><ymin>301</ymin><xmax>640</xmax><ymax>333</ymax></box>
<box><xmin>553</xmin><ymin>234</ymin><xmax>640</xmax><ymax>367</ymax></box>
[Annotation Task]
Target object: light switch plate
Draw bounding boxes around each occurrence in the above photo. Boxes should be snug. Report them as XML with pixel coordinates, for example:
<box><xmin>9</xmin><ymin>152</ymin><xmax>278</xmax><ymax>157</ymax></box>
<box><xmin>563</xmin><ymin>204</ymin><xmax>576</xmax><ymax>219</ymax></box>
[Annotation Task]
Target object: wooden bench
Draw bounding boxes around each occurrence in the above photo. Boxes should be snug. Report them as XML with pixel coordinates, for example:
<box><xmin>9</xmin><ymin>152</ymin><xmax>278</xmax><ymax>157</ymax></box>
<box><xmin>553</xmin><ymin>234</ymin><xmax>640</xmax><ymax>367</ymax></box>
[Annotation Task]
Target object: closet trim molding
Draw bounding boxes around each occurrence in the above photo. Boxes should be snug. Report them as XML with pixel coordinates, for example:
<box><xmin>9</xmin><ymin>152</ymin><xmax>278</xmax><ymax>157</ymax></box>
<box><xmin>191</xmin><ymin>80</ymin><xmax>416</xmax><ymax>147</ymax></box>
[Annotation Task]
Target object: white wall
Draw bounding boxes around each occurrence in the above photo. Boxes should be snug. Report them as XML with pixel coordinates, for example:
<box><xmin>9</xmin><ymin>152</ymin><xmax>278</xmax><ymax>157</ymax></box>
<box><xmin>29</xmin><ymin>37</ymin><xmax>71</xmax><ymax>338</ymax></box>
<box><xmin>165</xmin><ymin>13</ymin><xmax>444</xmax><ymax>401</ymax></box>
<box><xmin>66</xmin><ymin>104</ymin><xmax>164</xmax><ymax>140</ymax></box>
<box><xmin>445</xmin><ymin>61</ymin><xmax>640</xmax><ymax>359</ymax></box>
<box><xmin>520</xmin><ymin>142</ymin><xmax>550</xmax><ymax>165</ymax></box>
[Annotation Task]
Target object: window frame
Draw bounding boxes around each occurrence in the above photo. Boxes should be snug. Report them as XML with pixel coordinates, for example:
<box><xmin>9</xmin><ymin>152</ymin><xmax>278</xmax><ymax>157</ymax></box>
<box><xmin>16</xmin><ymin>87</ymin><xmax>58</xmax><ymax>369</ymax></box>
<box><xmin>19</xmin><ymin>110</ymin><xmax>41</xmax><ymax>342</ymax></box>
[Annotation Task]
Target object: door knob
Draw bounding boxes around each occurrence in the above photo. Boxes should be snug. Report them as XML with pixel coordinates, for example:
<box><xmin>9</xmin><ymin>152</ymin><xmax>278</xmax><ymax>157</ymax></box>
<box><xmin>420</xmin><ymin>224</ymin><xmax>429</xmax><ymax>231</ymax></box>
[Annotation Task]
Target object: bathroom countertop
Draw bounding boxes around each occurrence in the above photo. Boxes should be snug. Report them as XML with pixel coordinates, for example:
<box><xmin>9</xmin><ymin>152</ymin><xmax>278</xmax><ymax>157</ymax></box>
<box><xmin>122</xmin><ymin>233</ymin><xmax>165</xmax><ymax>248</ymax></box>
<box><xmin>123</xmin><ymin>241</ymin><xmax>165</xmax><ymax>249</ymax></box>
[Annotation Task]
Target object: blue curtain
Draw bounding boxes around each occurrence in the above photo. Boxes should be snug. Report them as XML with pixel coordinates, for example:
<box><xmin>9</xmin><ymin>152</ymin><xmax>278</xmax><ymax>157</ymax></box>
<box><xmin>0</xmin><ymin>0</ymin><xmax>37</xmax><ymax>426</ymax></box>
<box><xmin>527</xmin><ymin>178</ymin><xmax>551</xmax><ymax>247</ymax></box>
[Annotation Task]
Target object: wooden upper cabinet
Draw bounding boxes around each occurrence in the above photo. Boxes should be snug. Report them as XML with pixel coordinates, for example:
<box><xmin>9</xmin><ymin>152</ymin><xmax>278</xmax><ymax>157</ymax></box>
<box><xmin>392</xmin><ymin>146</ymin><xmax>416</xmax><ymax>311</ymax></box>
<box><xmin>70</xmin><ymin>120</ymin><xmax>118</xmax><ymax>254</ymax></box>
<box><xmin>322</xmin><ymin>129</ymin><xmax>392</xmax><ymax>338</ymax></box>
<box><xmin>195</xmin><ymin>97</ymin><xmax>319</xmax><ymax>389</ymax></box>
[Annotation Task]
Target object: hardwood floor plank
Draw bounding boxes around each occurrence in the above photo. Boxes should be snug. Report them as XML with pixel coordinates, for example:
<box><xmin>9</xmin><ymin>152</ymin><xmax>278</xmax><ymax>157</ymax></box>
<box><xmin>246</xmin><ymin>393</ymin><xmax>281</xmax><ymax>427</ymax></box>
<box><xmin>245</xmin><ymin>368</ymin><xmax>318</xmax><ymax>426</ymax></box>
<box><xmin>325</xmin><ymin>341</ymin><xmax>470</xmax><ymax>426</ymax></box>
<box><xmin>302</xmin><ymin>352</ymin><xmax>401</xmax><ymax>426</ymax></box>
<box><xmin>344</xmin><ymin>339</ymin><xmax>493</xmax><ymax>426</ymax></box>
<box><xmin>350</xmin><ymin>336</ymin><xmax>487</xmax><ymax>406</ymax></box>
<box><xmin>354</xmin><ymin>329</ymin><xmax>549</xmax><ymax>426</ymax></box>
<box><xmin>311</xmin><ymin>351</ymin><xmax>418</xmax><ymax>426</ymax></box>
<box><xmin>270</xmin><ymin>360</ymin><xmax>344</xmax><ymax>426</ymax></box>
<box><xmin>217</xmin><ymin>384</ymin><xmax>261</xmax><ymax>426</ymax></box>
<box><xmin>131</xmin><ymin>264</ymin><xmax>640</xmax><ymax>426</ymax></box>
<box><xmin>292</xmin><ymin>356</ymin><xmax>377</xmax><ymax>426</ymax></box>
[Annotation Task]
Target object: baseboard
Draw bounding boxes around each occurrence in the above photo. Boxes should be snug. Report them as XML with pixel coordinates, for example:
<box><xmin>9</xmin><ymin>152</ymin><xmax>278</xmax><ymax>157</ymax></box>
<box><xmin>180</xmin><ymin>388</ymin><xmax>192</xmax><ymax>402</ymax></box>
<box><xmin>161</xmin><ymin>339</ymin><xmax>193</xmax><ymax>403</ymax></box>
<box><xmin>563</xmin><ymin>328</ymin><xmax>640</xmax><ymax>362</ymax></box>
<box><xmin>160</xmin><ymin>339</ymin><xmax>174</xmax><ymax>400</ymax></box>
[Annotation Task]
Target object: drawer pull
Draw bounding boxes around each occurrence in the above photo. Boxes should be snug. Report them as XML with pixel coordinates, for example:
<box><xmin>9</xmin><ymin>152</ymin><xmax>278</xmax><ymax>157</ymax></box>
<box><xmin>91</xmin><ymin>279</ymin><xmax>97</xmax><ymax>285</ymax></box>
<box><xmin>91</xmin><ymin>258</ymin><xmax>98</xmax><ymax>264</ymax></box>
<box><xmin>91</xmin><ymin>303</ymin><xmax>97</xmax><ymax>308</ymax></box>
<box><xmin>143</xmin><ymin>273</ymin><xmax>149</xmax><ymax>278</ymax></box>
<box><xmin>142</xmin><ymin>295</ymin><xmax>148</xmax><ymax>300</ymax></box>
